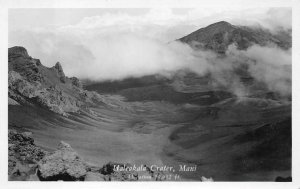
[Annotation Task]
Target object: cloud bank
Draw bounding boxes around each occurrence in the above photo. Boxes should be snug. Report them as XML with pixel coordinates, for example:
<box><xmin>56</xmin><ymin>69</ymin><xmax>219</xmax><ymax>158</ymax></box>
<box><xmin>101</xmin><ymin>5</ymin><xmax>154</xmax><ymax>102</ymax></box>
<box><xmin>8</xmin><ymin>8</ymin><xmax>291</xmax><ymax>96</ymax></box>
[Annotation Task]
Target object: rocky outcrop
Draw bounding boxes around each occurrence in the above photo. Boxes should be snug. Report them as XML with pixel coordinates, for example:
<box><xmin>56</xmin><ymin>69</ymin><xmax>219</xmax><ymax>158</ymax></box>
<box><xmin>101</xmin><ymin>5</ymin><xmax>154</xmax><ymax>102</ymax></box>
<box><xmin>37</xmin><ymin>141</ymin><xmax>87</xmax><ymax>181</ymax></box>
<box><xmin>8</xmin><ymin>46</ymin><xmax>103</xmax><ymax>116</ymax></box>
<box><xmin>8</xmin><ymin>130</ymin><xmax>46</xmax><ymax>166</ymax></box>
<box><xmin>9</xmin><ymin>71</ymin><xmax>39</xmax><ymax>99</ymax></box>
<box><xmin>54</xmin><ymin>62</ymin><xmax>65</xmax><ymax>76</ymax></box>
<box><xmin>8</xmin><ymin>131</ymin><xmax>88</xmax><ymax>181</ymax></box>
<box><xmin>8</xmin><ymin>46</ymin><xmax>30</xmax><ymax>59</ymax></box>
<box><xmin>35</xmin><ymin>86</ymin><xmax>80</xmax><ymax>116</ymax></box>
<box><xmin>8</xmin><ymin>130</ymin><xmax>46</xmax><ymax>180</ymax></box>
<box><xmin>70</xmin><ymin>77</ymin><xmax>83</xmax><ymax>88</ymax></box>
<box><xmin>52</xmin><ymin>62</ymin><xmax>66</xmax><ymax>83</ymax></box>
<box><xmin>8</xmin><ymin>71</ymin><xmax>79</xmax><ymax>116</ymax></box>
<box><xmin>8</xmin><ymin>130</ymin><xmax>177</xmax><ymax>181</ymax></box>
<box><xmin>35</xmin><ymin>142</ymin><xmax>164</xmax><ymax>181</ymax></box>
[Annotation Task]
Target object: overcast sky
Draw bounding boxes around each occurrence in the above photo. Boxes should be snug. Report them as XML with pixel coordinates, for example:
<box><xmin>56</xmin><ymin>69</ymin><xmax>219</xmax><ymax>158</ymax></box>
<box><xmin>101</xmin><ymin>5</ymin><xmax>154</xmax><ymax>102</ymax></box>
<box><xmin>8</xmin><ymin>7</ymin><xmax>292</xmax><ymax>82</ymax></box>
<box><xmin>9</xmin><ymin>7</ymin><xmax>292</xmax><ymax>41</ymax></box>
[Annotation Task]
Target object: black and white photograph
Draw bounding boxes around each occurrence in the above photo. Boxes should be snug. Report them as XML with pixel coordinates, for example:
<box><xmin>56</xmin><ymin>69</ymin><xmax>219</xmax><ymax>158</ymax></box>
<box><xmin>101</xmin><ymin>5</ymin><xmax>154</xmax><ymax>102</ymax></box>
<box><xmin>1</xmin><ymin>0</ymin><xmax>300</xmax><ymax>187</ymax></box>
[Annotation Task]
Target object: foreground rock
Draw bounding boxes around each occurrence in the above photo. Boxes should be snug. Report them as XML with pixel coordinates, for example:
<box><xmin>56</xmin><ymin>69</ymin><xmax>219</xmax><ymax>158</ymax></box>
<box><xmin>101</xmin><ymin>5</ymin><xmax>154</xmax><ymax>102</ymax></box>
<box><xmin>37</xmin><ymin>141</ymin><xmax>87</xmax><ymax>181</ymax></box>
<box><xmin>8</xmin><ymin>130</ymin><xmax>46</xmax><ymax>180</ymax></box>
<box><xmin>8</xmin><ymin>130</ymin><xmax>171</xmax><ymax>181</ymax></box>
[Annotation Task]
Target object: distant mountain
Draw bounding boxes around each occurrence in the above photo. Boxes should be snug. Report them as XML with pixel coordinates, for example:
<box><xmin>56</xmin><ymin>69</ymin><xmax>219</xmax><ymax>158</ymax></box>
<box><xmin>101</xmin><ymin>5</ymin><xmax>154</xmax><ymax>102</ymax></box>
<box><xmin>178</xmin><ymin>21</ymin><xmax>291</xmax><ymax>53</ymax></box>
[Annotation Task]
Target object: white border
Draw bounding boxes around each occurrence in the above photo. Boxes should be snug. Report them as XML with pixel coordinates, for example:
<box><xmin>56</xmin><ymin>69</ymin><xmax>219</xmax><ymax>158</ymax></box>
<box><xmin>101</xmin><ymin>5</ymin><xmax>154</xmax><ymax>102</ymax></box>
<box><xmin>1</xmin><ymin>0</ymin><xmax>299</xmax><ymax>189</ymax></box>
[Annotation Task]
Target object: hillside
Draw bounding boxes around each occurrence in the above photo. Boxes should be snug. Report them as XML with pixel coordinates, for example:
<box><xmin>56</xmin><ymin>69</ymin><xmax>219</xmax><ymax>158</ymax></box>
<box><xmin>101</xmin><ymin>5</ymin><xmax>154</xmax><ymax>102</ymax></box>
<box><xmin>8</xmin><ymin>46</ymin><xmax>102</xmax><ymax>116</ymax></box>
<box><xmin>178</xmin><ymin>21</ymin><xmax>291</xmax><ymax>53</ymax></box>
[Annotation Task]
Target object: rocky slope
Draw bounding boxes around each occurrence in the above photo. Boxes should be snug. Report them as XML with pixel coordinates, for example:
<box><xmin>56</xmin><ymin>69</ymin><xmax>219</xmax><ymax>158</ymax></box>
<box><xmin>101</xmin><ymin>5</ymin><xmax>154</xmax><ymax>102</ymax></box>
<box><xmin>8</xmin><ymin>130</ymin><xmax>47</xmax><ymax>181</ymax></box>
<box><xmin>8</xmin><ymin>46</ymin><xmax>102</xmax><ymax>116</ymax></box>
<box><xmin>8</xmin><ymin>130</ymin><xmax>171</xmax><ymax>181</ymax></box>
<box><xmin>178</xmin><ymin>21</ymin><xmax>291</xmax><ymax>53</ymax></box>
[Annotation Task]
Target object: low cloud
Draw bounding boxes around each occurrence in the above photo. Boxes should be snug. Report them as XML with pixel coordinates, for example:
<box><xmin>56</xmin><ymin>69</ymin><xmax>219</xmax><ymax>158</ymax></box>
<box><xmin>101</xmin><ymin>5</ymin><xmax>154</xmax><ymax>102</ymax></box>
<box><xmin>229</xmin><ymin>44</ymin><xmax>292</xmax><ymax>96</ymax></box>
<box><xmin>9</xmin><ymin>30</ymin><xmax>211</xmax><ymax>80</ymax></box>
<box><xmin>8</xmin><ymin>8</ymin><xmax>291</xmax><ymax>97</ymax></box>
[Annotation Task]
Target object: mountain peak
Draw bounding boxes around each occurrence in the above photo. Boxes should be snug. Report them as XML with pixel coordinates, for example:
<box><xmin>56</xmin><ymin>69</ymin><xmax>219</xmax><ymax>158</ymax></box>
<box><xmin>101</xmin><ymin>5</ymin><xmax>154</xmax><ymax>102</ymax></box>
<box><xmin>54</xmin><ymin>62</ymin><xmax>63</xmax><ymax>71</ymax></box>
<box><xmin>208</xmin><ymin>21</ymin><xmax>232</xmax><ymax>27</ymax></box>
<box><xmin>8</xmin><ymin>46</ymin><xmax>30</xmax><ymax>58</ymax></box>
<box><xmin>54</xmin><ymin>62</ymin><xmax>65</xmax><ymax>75</ymax></box>
<box><xmin>53</xmin><ymin>62</ymin><xmax>66</xmax><ymax>82</ymax></box>
<box><xmin>178</xmin><ymin>21</ymin><xmax>291</xmax><ymax>53</ymax></box>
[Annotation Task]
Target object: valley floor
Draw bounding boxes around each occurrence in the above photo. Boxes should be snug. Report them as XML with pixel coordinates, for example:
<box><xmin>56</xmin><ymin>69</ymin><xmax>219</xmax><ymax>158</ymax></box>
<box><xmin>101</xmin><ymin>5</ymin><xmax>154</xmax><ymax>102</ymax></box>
<box><xmin>9</xmin><ymin>93</ymin><xmax>291</xmax><ymax>181</ymax></box>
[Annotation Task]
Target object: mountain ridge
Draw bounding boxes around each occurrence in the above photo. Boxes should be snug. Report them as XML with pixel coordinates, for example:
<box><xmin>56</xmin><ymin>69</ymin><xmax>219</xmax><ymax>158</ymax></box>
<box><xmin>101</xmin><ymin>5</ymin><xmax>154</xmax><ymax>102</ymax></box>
<box><xmin>178</xmin><ymin>21</ymin><xmax>291</xmax><ymax>53</ymax></box>
<box><xmin>8</xmin><ymin>46</ymin><xmax>102</xmax><ymax>116</ymax></box>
